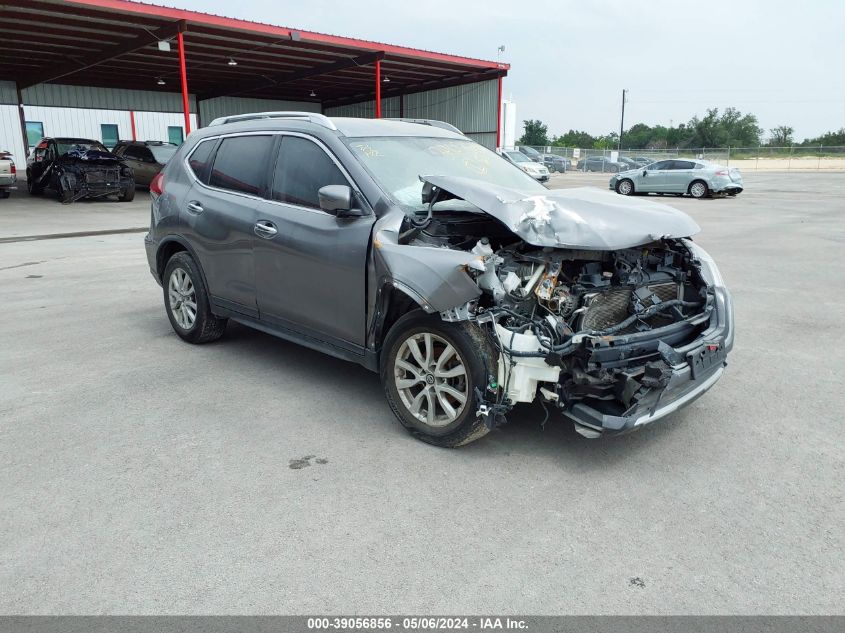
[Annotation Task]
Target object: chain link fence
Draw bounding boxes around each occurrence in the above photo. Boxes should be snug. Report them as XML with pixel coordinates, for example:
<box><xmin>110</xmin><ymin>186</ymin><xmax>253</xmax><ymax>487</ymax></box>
<box><xmin>519</xmin><ymin>145</ymin><xmax>845</xmax><ymax>172</ymax></box>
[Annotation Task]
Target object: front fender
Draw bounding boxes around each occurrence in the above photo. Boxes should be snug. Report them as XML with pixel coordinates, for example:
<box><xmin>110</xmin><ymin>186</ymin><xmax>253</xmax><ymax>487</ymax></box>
<box><xmin>373</xmin><ymin>240</ymin><xmax>481</xmax><ymax>313</ymax></box>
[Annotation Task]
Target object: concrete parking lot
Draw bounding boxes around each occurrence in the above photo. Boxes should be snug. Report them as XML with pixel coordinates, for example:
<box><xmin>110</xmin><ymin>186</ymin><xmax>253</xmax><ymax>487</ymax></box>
<box><xmin>1</xmin><ymin>172</ymin><xmax>842</xmax><ymax>614</ymax></box>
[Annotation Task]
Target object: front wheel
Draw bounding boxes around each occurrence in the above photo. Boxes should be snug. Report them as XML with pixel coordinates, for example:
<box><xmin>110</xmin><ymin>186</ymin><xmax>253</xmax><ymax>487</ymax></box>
<box><xmin>380</xmin><ymin>312</ymin><xmax>497</xmax><ymax>447</ymax></box>
<box><xmin>616</xmin><ymin>178</ymin><xmax>634</xmax><ymax>195</ymax></box>
<box><xmin>689</xmin><ymin>180</ymin><xmax>709</xmax><ymax>199</ymax></box>
<box><xmin>118</xmin><ymin>182</ymin><xmax>135</xmax><ymax>202</ymax></box>
<box><xmin>162</xmin><ymin>252</ymin><xmax>227</xmax><ymax>344</ymax></box>
<box><xmin>26</xmin><ymin>172</ymin><xmax>43</xmax><ymax>195</ymax></box>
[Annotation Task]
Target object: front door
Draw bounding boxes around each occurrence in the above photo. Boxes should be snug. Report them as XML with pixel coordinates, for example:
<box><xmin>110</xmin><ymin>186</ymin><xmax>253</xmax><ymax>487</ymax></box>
<box><xmin>638</xmin><ymin>159</ymin><xmax>671</xmax><ymax>192</ymax></box>
<box><xmin>254</xmin><ymin>134</ymin><xmax>375</xmax><ymax>348</ymax></box>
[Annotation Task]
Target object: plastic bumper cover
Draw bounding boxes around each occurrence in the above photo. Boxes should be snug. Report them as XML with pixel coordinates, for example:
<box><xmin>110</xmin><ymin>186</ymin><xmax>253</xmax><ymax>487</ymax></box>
<box><xmin>564</xmin><ymin>286</ymin><xmax>734</xmax><ymax>437</ymax></box>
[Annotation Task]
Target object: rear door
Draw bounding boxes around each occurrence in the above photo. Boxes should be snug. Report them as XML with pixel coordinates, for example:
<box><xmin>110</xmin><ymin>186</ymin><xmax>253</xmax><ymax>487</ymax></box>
<box><xmin>253</xmin><ymin>134</ymin><xmax>375</xmax><ymax>348</ymax></box>
<box><xmin>664</xmin><ymin>160</ymin><xmax>696</xmax><ymax>193</ymax></box>
<box><xmin>183</xmin><ymin>134</ymin><xmax>276</xmax><ymax>318</ymax></box>
<box><xmin>638</xmin><ymin>159</ymin><xmax>670</xmax><ymax>192</ymax></box>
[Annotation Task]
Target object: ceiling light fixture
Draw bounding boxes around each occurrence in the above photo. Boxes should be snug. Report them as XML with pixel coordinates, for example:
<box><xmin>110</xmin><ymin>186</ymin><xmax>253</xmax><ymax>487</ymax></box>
<box><xmin>228</xmin><ymin>57</ymin><xmax>237</xmax><ymax>66</ymax></box>
<box><xmin>382</xmin><ymin>76</ymin><xmax>390</xmax><ymax>83</ymax></box>
<box><xmin>156</xmin><ymin>77</ymin><xmax>166</xmax><ymax>85</ymax></box>
<box><xmin>309</xmin><ymin>90</ymin><xmax>317</xmax><ymax>97</ymax></box>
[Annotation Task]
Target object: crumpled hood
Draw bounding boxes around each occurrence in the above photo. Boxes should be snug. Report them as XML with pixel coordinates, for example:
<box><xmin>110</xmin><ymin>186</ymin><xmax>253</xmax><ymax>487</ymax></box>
<box><xmin>63</xmin><ymin>149</ymin><xmax>121</xmax><ymax>163</ymax></box>
<box><xmin>422</xmin><ymin>175</ymin><xmax>700</xmax><ymax>250</ymax></box>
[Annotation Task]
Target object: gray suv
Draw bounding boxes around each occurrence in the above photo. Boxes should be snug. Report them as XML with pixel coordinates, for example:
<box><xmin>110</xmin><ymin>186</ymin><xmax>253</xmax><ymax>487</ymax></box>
<box><xmin>145</xmin><ymin>112</ymin><xmax>734</xmax><ymax>446</ymax></box>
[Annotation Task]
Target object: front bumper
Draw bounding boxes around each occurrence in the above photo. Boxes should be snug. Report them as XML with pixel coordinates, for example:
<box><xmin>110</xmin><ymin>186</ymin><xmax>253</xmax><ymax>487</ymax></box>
<box><xmin>563</xmin><ymin>286</ymin><xmax>734</xmax><ymax>437</ymax></box>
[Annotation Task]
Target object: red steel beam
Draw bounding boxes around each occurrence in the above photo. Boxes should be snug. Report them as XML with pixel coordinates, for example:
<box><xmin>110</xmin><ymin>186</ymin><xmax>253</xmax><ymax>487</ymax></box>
<box><xmin>496</xmin><ymin>75</ymin><xmax>503</xmax><ymax>149</ymax></box>
<box><xmin>177</xmin><ymin>30</ymin><xmax>191</xmax><ymax>134</ymax></box>
<box><xmin>375</xmin><ymin>59</ymin><xmax>381</xmax><ymax>118</ymax></box>
<box><xmin>130</xmin><ymin>110</ymin><xmax>137</xmax><ymax>141</ymax></box>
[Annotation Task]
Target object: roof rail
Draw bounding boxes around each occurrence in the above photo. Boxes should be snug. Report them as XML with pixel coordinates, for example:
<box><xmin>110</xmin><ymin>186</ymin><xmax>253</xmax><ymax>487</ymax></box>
<box><xmin>384</xmin><ymin>118</ymin><xmax>463</xmax><ymax>135</ymax></box>
<box><xmin>207</xmin><ymin>111</ymin><xmax>338</xmax><ymax>130</ymax></box>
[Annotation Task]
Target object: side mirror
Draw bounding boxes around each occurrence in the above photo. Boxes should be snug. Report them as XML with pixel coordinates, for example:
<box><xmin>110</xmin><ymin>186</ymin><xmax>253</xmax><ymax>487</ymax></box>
<box><xmin>642</xmin><ymin>170</ymin><xmax>647</xmax><ymax>177</ymax></box>
<box><xmin>318</xmin><ymin>184</ymin><xmax>364</xmax><ymax>218</ymax></box>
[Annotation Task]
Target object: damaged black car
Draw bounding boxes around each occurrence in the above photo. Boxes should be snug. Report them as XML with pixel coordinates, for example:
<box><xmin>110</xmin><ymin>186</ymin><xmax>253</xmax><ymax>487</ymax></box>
<box><xmin>145</xmin><ymin>113</ymin><xmax>734</xmax><ymax>447</ymax></box>
<box><xmin>26</xmin><ymin>137</ymin><xmax>135</xmax><ymax>203</ymax></box>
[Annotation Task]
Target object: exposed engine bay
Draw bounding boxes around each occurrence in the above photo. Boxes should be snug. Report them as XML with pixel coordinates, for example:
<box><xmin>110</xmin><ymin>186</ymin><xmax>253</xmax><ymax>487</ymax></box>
<box><xmin>399</xmin><ymin>201</ymin><xmax>716</xmax><ymax>433</ymax></box>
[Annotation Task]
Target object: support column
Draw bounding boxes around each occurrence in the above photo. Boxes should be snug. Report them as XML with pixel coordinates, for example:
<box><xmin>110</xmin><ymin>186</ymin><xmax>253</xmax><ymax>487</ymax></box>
<box><xmin>15</xmin><ymin>82</ymin><xmax>28</xmax><ymax>159</ymax></box>
<box><xmin>496</xmin><ymin>74</ymin><xmax>503</xmax><ymax>149</ymax></box>
<box><xmin>177</xmin><ymin>31</ymin><xmax>191</xmax><ymax>134</ymax></box>
<box><xmin>130</xmin><ymin>110</ymin><xmax>137</xmax><ymax>141</ymax></box>
<box><xmin>375</xmin><ymin>59</ymin><xmax>381</xmax><ymax>118</ymax></box>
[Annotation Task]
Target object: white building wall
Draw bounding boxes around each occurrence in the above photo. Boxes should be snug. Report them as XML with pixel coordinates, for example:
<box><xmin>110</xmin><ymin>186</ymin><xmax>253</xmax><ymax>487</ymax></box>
<box><xmin>23</xmin><ymin>106</ymin><xmax>198</xmax><ymax>146</ymax></box>
<box><xmin>133</xmin><ymin>111</ymin><xmax>198</xmax><ymax>142</ymax></box>
<box><xmin>0</xmin><ymin>105</ymin><xmax>26</xmax><ymax>166</ymax></box>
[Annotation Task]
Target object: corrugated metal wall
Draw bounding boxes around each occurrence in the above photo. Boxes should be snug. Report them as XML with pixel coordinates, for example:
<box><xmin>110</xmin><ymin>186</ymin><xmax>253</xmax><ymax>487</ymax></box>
<box><xmin>325</xmin><ymin>79</ymin><xmax>498</xmax><ymax>148</ymax></box>
<box><xmin>21</xmin><ymin>83</ymin><xmax>197</xmax><ymax>112</ymax></box>
<box><xmin>0</xmin><ymin>105</ymin><xmax>26</xmax><ymax>165</ymax></box>
<box><xmin>23</xmin><ymin>105</ymin><xmax>197</xmax><ymax>147</ymax></box>
<box><xmin>199</xmin><ymin>96</ymin><xmax>319</xmax><ymax>125</ymax></box>
<box><xmin>0</xmin><ymin>81</ymin><xmax>18</xmax><ymax>105</ymax></box>
<box><xmin>324</xmin><ymin>96</ymin><xmax>400</xmax><ymax>119</ymax></box>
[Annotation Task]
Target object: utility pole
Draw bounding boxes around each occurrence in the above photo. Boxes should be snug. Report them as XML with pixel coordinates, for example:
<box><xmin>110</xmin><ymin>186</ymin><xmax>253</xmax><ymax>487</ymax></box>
<box><xmin>618</xmin><ymin>88</ymin><xmax>627</xmax><ymax>151</ymax></box>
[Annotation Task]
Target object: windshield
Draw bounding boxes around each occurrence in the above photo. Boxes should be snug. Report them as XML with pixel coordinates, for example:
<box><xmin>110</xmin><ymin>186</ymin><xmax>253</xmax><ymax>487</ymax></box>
<box><xmin>504</xmin><ymin>151</ymin><xmax>531</xmax><ymax>163</ymax></box>
<box><xmin>57</xmin><ymin>140</ymin><xmax>108</xmax><ymax>155</ymax></box>
<box><xmin>149</xmin><ymin>144</ymin><xmax>178</xmax><ymax>163</ymax></box>
<box><xmin>347</xmin><ymin>137</ymin><xmax>545</xmax><ymax>210</ymax></box>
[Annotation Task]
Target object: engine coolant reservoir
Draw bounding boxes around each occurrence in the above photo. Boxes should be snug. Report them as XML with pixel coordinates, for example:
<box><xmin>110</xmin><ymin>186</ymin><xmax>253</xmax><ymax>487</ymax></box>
<box><xmin>494</xmin><ymin>323</ymin><xmax>561</xmax><ymax>403</ymax></box>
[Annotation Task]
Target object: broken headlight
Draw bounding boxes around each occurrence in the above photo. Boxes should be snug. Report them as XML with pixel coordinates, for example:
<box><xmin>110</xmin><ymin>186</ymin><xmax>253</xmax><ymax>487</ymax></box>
<box><xmin>684</xmin><ymin>240</ymin><xmax>725</xmax><ymax>288</ymax></box>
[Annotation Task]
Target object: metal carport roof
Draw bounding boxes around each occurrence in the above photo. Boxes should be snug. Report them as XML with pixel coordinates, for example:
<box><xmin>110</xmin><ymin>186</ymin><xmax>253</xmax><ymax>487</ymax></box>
<box><xmin>0</xmin><ymin>0</ymin><xmax>508</xmax><ymax>114</ymax></box>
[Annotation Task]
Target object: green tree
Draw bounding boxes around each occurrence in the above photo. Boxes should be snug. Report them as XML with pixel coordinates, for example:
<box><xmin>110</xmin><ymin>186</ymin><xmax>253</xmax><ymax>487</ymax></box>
<box><xmin>518</xmin><ymin>119</ymin><xmax>549</xmax><ymax>146</ymax></box>
<box><xmin>768</xmin><ymin>125</ymin><xmax>794</xmax><ymax>146</ymax></box>
<box><xmin>552</xmin><ymin>129</ymin><xmax>596</xmax><ymax>148</ymax></box>
<box><xmin>800</xmin><ymin>128</ymin><xmax>845</xmax><ymax>146</ymax></box>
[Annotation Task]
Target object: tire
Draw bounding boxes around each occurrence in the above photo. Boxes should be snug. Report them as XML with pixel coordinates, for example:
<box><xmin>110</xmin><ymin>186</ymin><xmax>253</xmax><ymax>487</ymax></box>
<box><xmin>0</xmin><ymin>190</ymin><xmax>10</xmax><ymax>199</ymax></box>
<box><xmin>26</xmin><ymin>172</ymin><xmax>43</xmax><ymax>195</ymax></box>
<box><xmin>119</xmin><ymin>182</ymin><xmax>135</xmax><ymax>202</ymax></box>
<box><xmin>616</xmin><ymin>178</ymin><xmax>634</xmax><ymax>195</ymax></box>
<box><xmin>57</xmin><ymin>181</ymin><xmax>73</xmax><ymax>204</ymax></box>
<box><xmin>162</xmin><ymin>251</ymin><xmax>227</xmax><ymax>344</ymax></box>
<box><xmin>380</xmin><ymin>311</ymin><xmax>497</xmax><ymax>447</ymax></box>
<box><xmin>689</xmin><ymin>180</ymin><xmax>709</xmax><ymax>199</ymax></box>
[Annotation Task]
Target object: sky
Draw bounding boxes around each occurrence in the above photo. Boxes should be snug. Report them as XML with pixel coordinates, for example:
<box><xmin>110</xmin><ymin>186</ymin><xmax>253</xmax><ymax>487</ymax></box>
<box><xmin>157</xmin><ymin>0</ymin><xmax>845</xmax><ymax>142</ymax></box>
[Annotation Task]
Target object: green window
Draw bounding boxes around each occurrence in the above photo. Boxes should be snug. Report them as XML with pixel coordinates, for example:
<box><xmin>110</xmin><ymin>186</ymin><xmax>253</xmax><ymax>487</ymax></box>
<box><xmin>101</xmin><ymin>124</ymin><xmax>119</xmax><ymax>149</ymax></box>
<box><xmin>167</xmin><ymin>126</ymin><xmax>184</xmax><ymax>145</ymax></box>
<box><xmin>25</xmin><ymin>121</ymin><xmax>44</xmax><ymax>149</ymax></box>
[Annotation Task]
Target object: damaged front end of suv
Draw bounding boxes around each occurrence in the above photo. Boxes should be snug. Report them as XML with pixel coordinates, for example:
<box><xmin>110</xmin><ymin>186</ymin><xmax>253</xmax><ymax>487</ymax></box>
<box><xmin>374</xmin><ymin>176</ymin><xmax>733</xmax><ymax>439</ymax></box>
<box><xmin>55</xmin><ymin>146</ymin><xmax>135</xmax><ymax>204</ymax></box>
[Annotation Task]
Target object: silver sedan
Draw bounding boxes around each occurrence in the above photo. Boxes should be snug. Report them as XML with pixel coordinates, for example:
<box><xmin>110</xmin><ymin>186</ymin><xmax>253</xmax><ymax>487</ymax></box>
<box><xmin>609</xmin><ymin>159</ymin><xmax>743</xmax><ymax>198</ymax></box>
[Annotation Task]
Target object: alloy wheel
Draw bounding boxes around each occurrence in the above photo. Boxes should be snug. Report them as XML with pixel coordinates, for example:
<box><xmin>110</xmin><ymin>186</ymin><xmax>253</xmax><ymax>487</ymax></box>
<box><xmin>168</xmin><ymin>267</ymin><xmax>197</xmax><ymax>330</ymax></box>
<box><xmin>618</xmin><ymin>180</ymin><xmax>633</xmax><ymax>195</ymax></box>
<box><xmin>393</xmin><ymin>332</ymin><xmax>468</xmax><ymax>427</ymax></box>
<box><xmin>690</xmin><ymin>182</ymin><xmax>707</xmax><ymax>198</ymax></box>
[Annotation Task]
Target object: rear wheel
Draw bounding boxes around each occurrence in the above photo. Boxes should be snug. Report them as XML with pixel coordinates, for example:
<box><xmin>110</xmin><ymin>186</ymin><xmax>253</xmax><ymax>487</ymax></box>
<box><xmin>689</xmin><ymin>180</ymin><xmax>709</xmax><ymax>199</ymax></box>
<box><xmin>616</xmin><ymin>178</ymin><xmax>634</xmax><ymax>195</ymax></box>
<box><xmin>162</xmin><ymin>252</ymin><xmax>227</xmax><ymax>344</ymax></box>
<box><xmin>381</xmin><ymin>312</ymin><xmax>497</xmax><ymax>447</ymax></box>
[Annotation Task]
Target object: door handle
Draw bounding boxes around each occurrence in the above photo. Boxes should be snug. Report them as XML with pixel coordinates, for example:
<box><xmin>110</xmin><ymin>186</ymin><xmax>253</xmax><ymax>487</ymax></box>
<box><xmin>186</xmin><ymin>200</ymin><xmax>204</xmax><ymax>214</ymax></box>
<box><xmin>254</xmin><ymin>220</ymin><xmax>278</xmax><ymax>239</ymax></box>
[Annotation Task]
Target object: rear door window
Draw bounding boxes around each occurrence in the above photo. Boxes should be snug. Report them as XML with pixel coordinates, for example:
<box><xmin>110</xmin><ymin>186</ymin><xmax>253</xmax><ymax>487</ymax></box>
<box><xmin>209</xmin><ymin>135</ymin><xmax>274</xmax><ymax>196</ymax></box>
<box><xmin>187</xmin><ymin>139</ymin><xmax>217</xmax><ymax>185</ymax></box>
<box><xmin>672</xmin><ymin>160</ymin><xmax>695</xmax><ymax>170</ymax></box>
<box><xmin>271</xmin><ymin>136</ymin><xmax>348</xmax><ymax>209</ymax></box>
